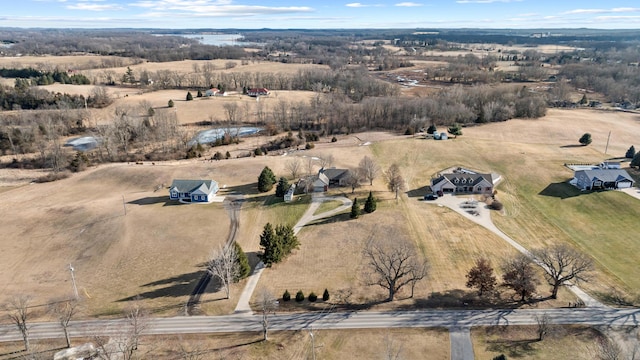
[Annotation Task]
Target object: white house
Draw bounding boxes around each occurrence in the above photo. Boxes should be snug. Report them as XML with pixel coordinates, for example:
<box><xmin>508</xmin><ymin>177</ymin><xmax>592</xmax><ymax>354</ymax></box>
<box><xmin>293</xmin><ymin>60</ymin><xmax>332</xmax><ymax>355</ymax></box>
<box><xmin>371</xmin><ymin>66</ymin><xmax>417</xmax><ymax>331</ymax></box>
<box><xmin>284</xmin><ymin>184</ymin><xmax>296</xmax><ymax>202</ymax></box>
<box><xmin>431</xmin><ymin>173</ymin><xmax>494</xmax><ymax>195</ymax></box>
<box><xmin>169</xmin><ymin>179</ymin><xmax>219</xmax><ymax>203</ymax></box>
<box><xmin>205</xmin><ymin>88</ymin><xmax>219</xmax><ymax>97</ymax></box>
<box><xmin>572</xmin><ymin>169</ymin><xmax>634</xmax><ymax>191</ymax></box>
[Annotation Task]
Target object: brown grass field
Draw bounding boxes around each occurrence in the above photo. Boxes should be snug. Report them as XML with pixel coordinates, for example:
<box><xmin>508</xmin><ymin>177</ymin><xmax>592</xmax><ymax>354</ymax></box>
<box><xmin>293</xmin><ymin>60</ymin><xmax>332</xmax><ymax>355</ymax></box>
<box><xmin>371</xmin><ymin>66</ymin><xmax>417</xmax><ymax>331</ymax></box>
<box><xmin>1</xmin><ymin>106</ymin><xmax>639</xmax><ymax>321</ymax></box>
<box><xmin>0</xmin><ymin>328</ymin><xmax>450</xmax><ymax>360</ymax></box>
<box><xmin>472</xmin><ymin>325</ymin><xmax>604</xmax><ymax>359</ymax></box>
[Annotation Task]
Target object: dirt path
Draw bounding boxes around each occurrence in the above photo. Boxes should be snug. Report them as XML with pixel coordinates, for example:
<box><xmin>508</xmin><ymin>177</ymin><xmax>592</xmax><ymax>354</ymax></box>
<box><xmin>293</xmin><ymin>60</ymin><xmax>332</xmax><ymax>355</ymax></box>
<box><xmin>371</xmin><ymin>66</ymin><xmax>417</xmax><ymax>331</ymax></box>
<box><xmin>186</xmin><ymin>196</ymin><xmax>243</xmax><ymax>315</ymax></box>
<box><xmin>234</xmin><ymin>193</ymin><xmax>352</xmax><ymax>314</ymax></box>
<box><xmin>428</xmin><ymin>194</ymin><xmax>605</xmax><ymax>308</ymax></box>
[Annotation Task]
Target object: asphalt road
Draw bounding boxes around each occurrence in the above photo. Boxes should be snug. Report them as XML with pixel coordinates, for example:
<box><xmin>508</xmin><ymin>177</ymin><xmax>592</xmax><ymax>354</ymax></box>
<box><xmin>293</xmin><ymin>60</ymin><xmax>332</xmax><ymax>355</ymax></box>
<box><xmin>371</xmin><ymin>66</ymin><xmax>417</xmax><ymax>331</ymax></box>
<box><xmin>1</xmin><ymin>307</ymin><xmax>639</xmax><ymax>343</ymax></box>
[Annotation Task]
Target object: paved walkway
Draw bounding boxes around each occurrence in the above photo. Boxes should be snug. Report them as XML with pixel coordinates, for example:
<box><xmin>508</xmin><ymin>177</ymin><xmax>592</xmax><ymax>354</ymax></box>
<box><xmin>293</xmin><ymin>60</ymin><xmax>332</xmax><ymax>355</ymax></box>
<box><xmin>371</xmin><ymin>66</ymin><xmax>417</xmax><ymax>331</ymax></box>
<box><xmin>234</xmin><ymin>194</ymin><xmax>352</xmax><ymax>314</ymax></box>
<box><xmin>619</xmin><ymin>187</ymin><xmax>640</xmax><ymax>201</ymax></box>
<box><xmin>430</xmin><ymin>194</ymin><xmax>605</xmax><ymax>308</ymax></box>
<box><xmin>450</xmin><ymin>326</ymin><xmax>474</xmax><ymax>360</ymax></box>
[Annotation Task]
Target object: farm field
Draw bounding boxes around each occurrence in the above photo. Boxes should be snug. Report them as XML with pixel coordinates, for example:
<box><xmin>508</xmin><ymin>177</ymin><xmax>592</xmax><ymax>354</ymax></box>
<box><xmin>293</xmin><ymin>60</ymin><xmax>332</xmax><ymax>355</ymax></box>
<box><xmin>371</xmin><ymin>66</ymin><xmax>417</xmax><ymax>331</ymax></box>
<box><xmin>0</xmin><ymin>107</ymin><xmax>639</xmax><ymax>319</ymax></box>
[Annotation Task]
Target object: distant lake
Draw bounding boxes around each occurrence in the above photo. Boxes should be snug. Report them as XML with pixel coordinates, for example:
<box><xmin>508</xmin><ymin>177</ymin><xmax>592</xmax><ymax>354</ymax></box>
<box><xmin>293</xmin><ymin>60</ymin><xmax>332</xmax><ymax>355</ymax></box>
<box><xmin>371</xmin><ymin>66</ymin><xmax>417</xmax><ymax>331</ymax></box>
<box><xmin>175</xmin><ymin>34</ymin><xmax>245</xmax><ymax>46</ymax></box>
<box><xmin>188</xmin><ymin>126</ymin><xmax>262</xmax><ymax>146</ymax></box>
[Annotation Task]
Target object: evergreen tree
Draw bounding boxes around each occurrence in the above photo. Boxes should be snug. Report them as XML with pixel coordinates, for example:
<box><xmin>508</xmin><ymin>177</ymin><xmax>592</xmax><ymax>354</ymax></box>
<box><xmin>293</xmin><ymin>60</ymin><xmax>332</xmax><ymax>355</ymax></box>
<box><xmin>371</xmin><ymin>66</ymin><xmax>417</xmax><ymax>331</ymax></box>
<box><xmin>276</xmin><ymin>224</ymin><xmax>299</xmax><ymax>256</ymax></box>
<box><xmin>364</xmin><ymin>191</ymin><xmax>377</xmax><ymax>213</ymax></box>
<box><xmin>579</xmin><ymin>93</ymin><xmax>588</xmax><ymax>105</ymax></box>
<box><xmin>234</xmin><ymin>242</ymin><xmax>251</xmax><ymax>280</ymax></box>
<box><xmin>275</xmin><ymin>177</ymin><xmax>290</xmax><ymax>198</ymax></box>
<box><xmin>350</xmin><ymin>198</ymin><xmax>361</xmax><ymax>219</ymax></box>
<box><xmin>427</xmin><ymin>124</ymin><xmax>437</xmax><ymax>134</ymax></box>
<box><xmin>448</xmin><ymin>123</ymin><xmax>463</xmax><ymax>136</ymax></box>
<box><xmin>168</xmin><ymin>99</ymin><xmax>174</xmax><ymax>108</ymax></box>
<box><xmin>632</xmin><ymin>152</ymin><xmax>640</xmax><ymax>168</ymax></box>
<box><xmin>258</xmin><ymin>166</ymin><xmax>276</xmax><ymax>192</ymax></box>
<box><xmin>579</xmin><ymin>133</ymin><xmax>592</xmax><ymax>146</ymax></box>
<box><xmin>322</xmin><ymin>289</ymin><xmax>330</xmax><ymax>301</ymax></box>
<box><xmin>197</xmin><ymin>90</ymin><xmax>203</xmax><ymax>98</ymax></box>
<box><xmin>625</xmin><ymin>145</ymin><xmax>636</xmax><ymax>159</ymax></box>
<box><xmin>258</xmin><ymin>223</ymin><xmax>281</xmax><ymax>266</ymax></box>
<box><xmin>186</xmin><ymin>91</ymin><xmax>193</xmax><ymax>101</ymax></box>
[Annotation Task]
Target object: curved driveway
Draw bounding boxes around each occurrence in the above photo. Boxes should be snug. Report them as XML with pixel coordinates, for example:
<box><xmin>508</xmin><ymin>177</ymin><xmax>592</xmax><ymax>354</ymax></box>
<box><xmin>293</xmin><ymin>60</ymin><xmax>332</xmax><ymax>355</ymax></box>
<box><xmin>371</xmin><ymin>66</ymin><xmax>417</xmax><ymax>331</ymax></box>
<box><xmin>234</xmin><ymin>193</ymin><xmax>352</xmax><ymax>314</ymax></box>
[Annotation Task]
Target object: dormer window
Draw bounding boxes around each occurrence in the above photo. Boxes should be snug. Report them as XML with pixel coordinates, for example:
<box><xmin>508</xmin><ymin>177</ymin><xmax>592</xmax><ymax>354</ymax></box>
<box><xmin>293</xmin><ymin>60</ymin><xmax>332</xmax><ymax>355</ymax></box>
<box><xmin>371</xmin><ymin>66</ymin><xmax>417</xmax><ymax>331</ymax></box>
<box><xmin>454</xmin><ymin>179</ymin><xmax>459</xmax><ymax>184</ymax></box>
<box><xmin>461</xmin><ymin>178</ymin><xmax>466</xmax><ymax>183</ymax></box>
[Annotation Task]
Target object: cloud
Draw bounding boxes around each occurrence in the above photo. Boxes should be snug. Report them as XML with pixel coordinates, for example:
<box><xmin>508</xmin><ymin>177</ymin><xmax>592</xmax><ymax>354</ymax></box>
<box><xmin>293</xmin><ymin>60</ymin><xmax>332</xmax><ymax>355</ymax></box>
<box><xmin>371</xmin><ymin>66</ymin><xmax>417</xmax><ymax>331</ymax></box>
<box><xmin>130</xmin><ymin>0</ymin><xmax>314</xmax><ymax>16</ymax></box>
<box><xmin>395</xmin><ymin>2</ymin><xmax>422</xmax><ymax>6</ymax></box>
<box><xmin>456</xmin><ymin>0</ymin><xmax>522</xmax><ymax>3</ymax></box>
<box><xmin>345</xmin><ymin>2</ymin><xmax>384</xmax><ymax>7</ymax></box>
<box><xmin>67</xmin><ymin>2</ymin><xmax>123</xmax><ymax>10</ymax></box>
<box><xmin>564</xmin><ymin>7</ymin><xmax>640</xmax><ymax>15</ymax></box>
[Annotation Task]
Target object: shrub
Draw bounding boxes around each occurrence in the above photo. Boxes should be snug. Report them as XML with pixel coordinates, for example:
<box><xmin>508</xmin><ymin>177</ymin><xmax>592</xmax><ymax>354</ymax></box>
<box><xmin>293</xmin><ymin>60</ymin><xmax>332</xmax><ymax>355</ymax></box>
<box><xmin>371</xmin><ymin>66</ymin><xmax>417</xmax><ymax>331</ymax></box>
<box><xmin>167</xmin><ymin>99</ymin><xmax>174</xmax><ymax>108</ymax></box>
<box><xmin>225</xmin><ymin>151</ymin><xmax>231</xmax><ymax>159</ymax></box>
<box><xmin>323</xmin><ymin>289</ymin><xmax>330</xmax><ymax>301</ymax></box>
<box><xmin>254</xmin><ymin>147</ymin><xmax>263</xmax><ymax>156</ymax></box>
<box><xmin>212</xmin><ymin>151</ymin><xmax>223</xmax><ymax>161</ymax></box>
<box><xmin>579</xmin><ymin>133</ymin><xmax>592</xmax><ymax>146</ymax></box>
<box><xmin>493</xmin><ymin>355</ymin><xmax>507</xmax><ymax>360</ymax></box>
<box><xmin>331</xmin><ymin>136</ymin><xmax>338</xmax><ymax>142</ymax></box>
<box><xmin>427</xmin><ymin>124</ymin><xmax>437</xmax><ymax>134</ymax></box>
<box><xmin>186</xmin><ymin>91</ymin><xmax>193</xmax><ymax>101</ymax></box>
<box><xmin>489</xmin><ymin>200</ymin><xmax>504</xmax><ymax>211</ymax></box>
<box><xmin>305</xmin><ymin>142</ymin><xmax>314</xmax><ymax>149</ymax></box>
<box><xmin>283</xmin><ymin>290</ymin><xmax>291</xmax><ymax>302</ymax></box>
<box><xmin>197</xmin><ymin>90</ymin><xmax>203</xmax><ymax>98</ymax></box>
<box><xmin>295</xmin><ymin>290</ymin><xmax>305</xmax><ymax>302</ymax></box>
<box><xmin>308</xmin><ymin>292</ymin><xmax>318</xmax><ymax>302</ymax></box>
<box><xmin>404</xmin><ymin>126</ymin><xmax>415</xmax><ymax>135</ymax></box>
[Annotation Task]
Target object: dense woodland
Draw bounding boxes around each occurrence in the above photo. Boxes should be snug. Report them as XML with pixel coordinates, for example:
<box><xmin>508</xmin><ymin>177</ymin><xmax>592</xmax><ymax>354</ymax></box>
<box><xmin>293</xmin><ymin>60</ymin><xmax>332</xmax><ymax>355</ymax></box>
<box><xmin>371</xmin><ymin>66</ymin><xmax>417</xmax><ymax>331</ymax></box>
<box><xmin>1</xmin><ymin>28</ymin><xmax>639</xmax><ymax>172</ymax></box>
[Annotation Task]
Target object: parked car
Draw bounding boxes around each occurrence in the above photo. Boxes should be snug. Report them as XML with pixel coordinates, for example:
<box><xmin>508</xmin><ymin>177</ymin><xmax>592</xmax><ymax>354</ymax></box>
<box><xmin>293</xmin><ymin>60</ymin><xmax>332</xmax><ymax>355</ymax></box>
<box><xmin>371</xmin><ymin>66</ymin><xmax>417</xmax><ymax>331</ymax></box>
<box><xmin>424</xmin><ymin>193</ymin><xmax>438</xmax><ymax>201</ymax></box>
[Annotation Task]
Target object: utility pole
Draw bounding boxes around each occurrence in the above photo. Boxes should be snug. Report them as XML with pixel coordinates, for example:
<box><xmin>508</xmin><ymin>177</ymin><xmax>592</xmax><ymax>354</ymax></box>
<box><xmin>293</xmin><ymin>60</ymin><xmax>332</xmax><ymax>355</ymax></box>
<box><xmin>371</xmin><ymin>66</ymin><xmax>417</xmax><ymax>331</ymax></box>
<box><xmin>69</xmin><ymin>264</ymin><xmax>79</xmax><ymax>299</ymax></box>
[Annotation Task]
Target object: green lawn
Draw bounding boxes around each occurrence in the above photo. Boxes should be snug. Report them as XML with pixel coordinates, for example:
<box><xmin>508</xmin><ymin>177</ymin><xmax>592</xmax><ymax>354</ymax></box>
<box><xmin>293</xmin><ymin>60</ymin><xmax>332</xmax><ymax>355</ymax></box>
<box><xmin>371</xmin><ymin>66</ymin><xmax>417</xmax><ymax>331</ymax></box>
<box><xmin>314</xmin><ymin>200</ymin><xmax>344</xmax><ymax>215</ymax></box>
<box><xmin>373</xmin><ymin>137</ymin><xmax>640</xmax><ymax>301</ymax></box>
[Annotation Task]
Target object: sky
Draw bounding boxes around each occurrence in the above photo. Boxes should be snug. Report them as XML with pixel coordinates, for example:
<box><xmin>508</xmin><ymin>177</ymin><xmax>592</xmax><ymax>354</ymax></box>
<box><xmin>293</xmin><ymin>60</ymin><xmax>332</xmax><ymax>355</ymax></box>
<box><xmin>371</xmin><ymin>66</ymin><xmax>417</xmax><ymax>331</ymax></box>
<box><xmin>2</xmin><ymin>0</ymin><xmax>640</xmax><ymax>29</ymax></box>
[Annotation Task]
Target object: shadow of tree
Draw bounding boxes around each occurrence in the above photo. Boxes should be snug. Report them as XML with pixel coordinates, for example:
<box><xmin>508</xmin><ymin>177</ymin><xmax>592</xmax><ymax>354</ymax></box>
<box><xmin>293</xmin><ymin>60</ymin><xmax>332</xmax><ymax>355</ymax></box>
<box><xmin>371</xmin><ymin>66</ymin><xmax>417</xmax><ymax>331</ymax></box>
<box><xmin>306</xmin><ymin>212</ymin><xmax>352</xmax><ymax>227</ymax></box>
<box><xmin>486</xmin><ymin>338</ymin><xmax>538</xmax><ymax>358</ymax></box>
<box><xmin>560</xmin><ymin>144</ymin><xmax>585</xmax><ymax>148</ymax></box>
<box><xmin>538</xmin><ymin>182</ymin><xmax>581</xmax><ymax>199</ymax></box>
<box><xmin>127</xmin><ymin>196</ymin><xmax>173</xmax><ymax>206</ymax></box>
<box><xmin>406</xmin><ymin>185</ymin><xmax>432</xmax><ymax>199</ymax></box>
<box><xmin>117</xmin><ymin>268</ymin><xmax>222</xmax><ymax>303</ymax></box>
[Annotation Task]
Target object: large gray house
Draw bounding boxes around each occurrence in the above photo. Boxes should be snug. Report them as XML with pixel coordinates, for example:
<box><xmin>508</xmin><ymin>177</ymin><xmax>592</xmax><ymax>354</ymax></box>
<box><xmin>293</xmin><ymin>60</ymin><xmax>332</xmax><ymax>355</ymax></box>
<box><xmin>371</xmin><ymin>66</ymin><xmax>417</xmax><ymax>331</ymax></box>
<box><xmin>169</xmin><ymin>179</ymin><xmax>219</xmax><ymax>202</ymax></box>
<box><xmin>431</xmin><ymin>173</ymin><xmax>494</xmax><ymax>195</ymax></box>
<box><xmin>571</xmin><ymin>169</ymin><xmax>634</xmax><ymax>191</ymax></box>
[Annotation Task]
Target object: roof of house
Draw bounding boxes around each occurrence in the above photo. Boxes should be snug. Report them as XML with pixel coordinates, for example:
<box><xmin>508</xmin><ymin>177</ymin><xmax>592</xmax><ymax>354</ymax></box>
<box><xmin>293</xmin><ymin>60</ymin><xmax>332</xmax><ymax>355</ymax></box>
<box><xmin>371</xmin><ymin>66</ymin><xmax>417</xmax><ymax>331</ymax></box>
<box><xmin>575</xmin><ymin>169</ymin><xmax>634</xmax><ymax>183</ymax></box>
<box><xmin>169</xmin><ymin>179</ymin><xmax>218</xmax><ymax>194</ymax></box>
<box><xmin>432</xmin><ymin>173</ymin><xmax>493</xmax><ymax>187</ymax></box>
<box><xmin>320</xmin><ymin>168</ymin><xmax>350</xmax><ymax>181</ymax></box>
<box><xmin>313</xmin><ymin>173</ymin><xmax>329</xmax><ymax>186</ymax></box>
<box><xmin>248</xmin><ymin>88</ymin><xmax>269</xmax><ymax>93</ymax></box>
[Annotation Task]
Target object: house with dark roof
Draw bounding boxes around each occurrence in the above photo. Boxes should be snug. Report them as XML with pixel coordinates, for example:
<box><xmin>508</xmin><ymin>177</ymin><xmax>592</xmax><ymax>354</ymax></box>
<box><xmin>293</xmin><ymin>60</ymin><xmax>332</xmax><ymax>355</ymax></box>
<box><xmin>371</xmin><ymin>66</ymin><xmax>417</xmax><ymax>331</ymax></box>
<box><xmin>169</xmin><ymin>179</ymin><xmax>219</xmax><ymax>203</ymax></box>
<box><xmin>571</xmin><ymin>169</ymin><xmax>634</xmax><ymax>191</ymax></box>
<box><xmin>312</xmin><ymin>172</ymin><xmax>330</xmax><ymax>192</ymax></box>
<box><xmin>319</xmin><ymin>168</ymin><xmax>351</xmax><ymax>187</ymax></box>
<box><xmin>247</xmin><ymin>88</ymin><xmax>270</xmax><ymax>97</ymax></box>
<box><xmin>431</xmin><ymin>173</ymin><xmax>494</xmax><ymax>195</ymax></box>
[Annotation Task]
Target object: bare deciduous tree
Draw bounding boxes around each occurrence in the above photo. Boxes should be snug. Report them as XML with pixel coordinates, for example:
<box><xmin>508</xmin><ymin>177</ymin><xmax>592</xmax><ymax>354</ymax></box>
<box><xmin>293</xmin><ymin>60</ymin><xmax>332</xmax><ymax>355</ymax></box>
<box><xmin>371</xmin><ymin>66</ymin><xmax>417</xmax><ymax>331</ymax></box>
<box><xmin>385</xmin><ymin>163</ymin><xmax>406</xmax><ymax>200</ymax></box>
<box><xmin>306</xmin><ymin>157</ymin><xmax>316</xmax><ymax>176</ymax></box>
<box><xmin>358</xmin><ymin>156</ymin><xmax>380</xmax><ymax>186</ymax></box>
<box><xmin>286</xmin><ymin>158</ymin><xmax>302</xmax><ymax>179</ymax></box>
<box><xmin>535</xmin><ymin>313</ymin><xmax>550</xmax><ymax>341</ymax></box>
<box><xmin>6</xmin><ymin>295</ymin><xmax>31</xmax><ymax>351</ymax></box>
<box><xmin>344</xmin><ymin>170</ymin><xmax>361</xmax><ymax>194</ymax></box>
<box><xmin>319</xmin><ymin>154</ymin><xmax>334</xmax><ymax>169</ymax></box>
<box><xmin>363</xmin><ymin>237</ymin><xmax>428</xmax><ymax>302</ymax></box>
<box><xmin>207</xmin><ymin>244</ymin><xmax>239</xmax><ymax>300</ymax></box>
<box><xmin>49</xmin><ymin>298</ymin><xmax>80</xmax><ymax>348</ymax></box>
<box><xmin>257</xmin><ymin>289</ymin><xmax>277</xmax><ymax>341</ymax></box>
<box><xmin>532</xmin><ymin>244</ymin><xmax>593</xmax><ymax>299</ymax></box>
